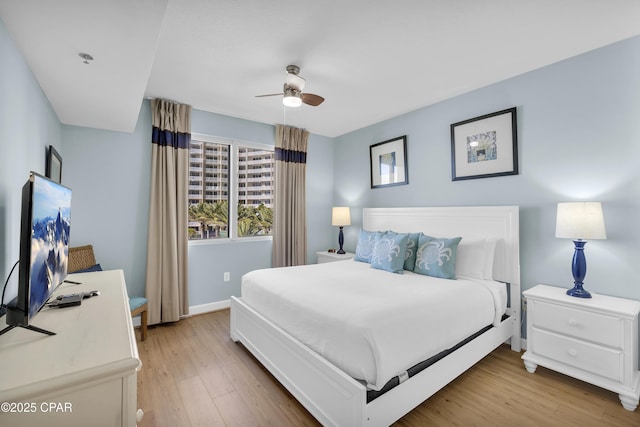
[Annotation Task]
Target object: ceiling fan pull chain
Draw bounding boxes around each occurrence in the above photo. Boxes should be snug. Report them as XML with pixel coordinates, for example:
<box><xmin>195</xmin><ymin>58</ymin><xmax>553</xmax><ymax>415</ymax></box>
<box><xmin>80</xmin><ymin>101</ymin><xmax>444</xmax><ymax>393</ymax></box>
<box><xmin>283</xmin><ymin>104</ymin><xmax>287</xmax><ymax>126</ymax></box>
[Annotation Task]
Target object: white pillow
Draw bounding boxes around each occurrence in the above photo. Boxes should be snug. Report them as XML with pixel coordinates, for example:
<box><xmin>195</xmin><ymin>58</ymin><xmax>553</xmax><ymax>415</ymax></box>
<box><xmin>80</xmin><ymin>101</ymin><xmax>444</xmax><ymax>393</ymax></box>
<box><xmin>455</xmin><ymin>238</ymin><xmax>487</xmax><ymax>280</ymax></box>
<box><xmin>455</xmin><ymin>237</ymin><xmax>498</xmax><ymax>280</ymax></box>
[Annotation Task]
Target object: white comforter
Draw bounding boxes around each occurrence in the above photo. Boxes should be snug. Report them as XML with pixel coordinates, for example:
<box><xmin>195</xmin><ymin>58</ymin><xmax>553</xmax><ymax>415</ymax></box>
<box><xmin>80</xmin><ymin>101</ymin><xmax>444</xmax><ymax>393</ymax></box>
<box><xmin>241</xmin><ymin>259</ymin><xmax>507</xmax><ymax>391</ymax></box>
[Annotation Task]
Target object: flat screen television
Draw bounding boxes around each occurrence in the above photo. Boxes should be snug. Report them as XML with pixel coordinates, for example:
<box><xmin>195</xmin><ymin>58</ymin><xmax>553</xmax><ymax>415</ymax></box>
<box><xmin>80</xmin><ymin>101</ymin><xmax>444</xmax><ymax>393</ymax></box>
<box><xmin>1</xmin><ymin>172</ymin><xmax>72</xmax><ymax>336</ymax></box>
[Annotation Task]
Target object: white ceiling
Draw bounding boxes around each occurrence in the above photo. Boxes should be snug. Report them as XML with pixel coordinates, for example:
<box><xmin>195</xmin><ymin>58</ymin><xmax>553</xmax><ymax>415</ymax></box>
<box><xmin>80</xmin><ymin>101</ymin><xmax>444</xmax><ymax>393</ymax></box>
<box><xmin>1</xmin><ymin>0</ymin><xmax>639</xmax><ymax>138</ymax></box>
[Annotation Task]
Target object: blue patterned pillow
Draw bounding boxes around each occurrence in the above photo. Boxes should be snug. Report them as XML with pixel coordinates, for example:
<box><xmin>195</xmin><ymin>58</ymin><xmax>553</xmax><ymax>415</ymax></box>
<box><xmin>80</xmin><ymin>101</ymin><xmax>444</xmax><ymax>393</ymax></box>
<box><xmin>354</xmin><ymin>229</ymin><xmax>382</xmax><ymax>263</ymax></box>
<box><xmin>414</xmin><ymin>235</ymin><xmax>462</xmax><ymax>279</ymax></box>
<box><xmin>403</xmin><ymin>232</ymin><xmax>422</xmax><ymax>271</ymax></box>
<box><xmin>370</xmin><ymin>231</ymin><xmax>410</xmax><ymax>274</ymax></box>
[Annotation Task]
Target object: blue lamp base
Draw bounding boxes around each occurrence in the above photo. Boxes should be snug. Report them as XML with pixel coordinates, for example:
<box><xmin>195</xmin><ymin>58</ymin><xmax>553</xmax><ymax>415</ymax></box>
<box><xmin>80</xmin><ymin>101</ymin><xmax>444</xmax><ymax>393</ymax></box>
<box><xmin>566</xmin><ymin>284</ymin><xmax>592</xmax><ymax>298</ymax></box>
<box><xmin>337</xmin><ymin>226</ymin><xmax>345</xmax><ymax>254</ymax></box>
<box><xmin>566</xmin><ymin>240</ymin><xmax>592</xmax><ymax>299</ymax></box>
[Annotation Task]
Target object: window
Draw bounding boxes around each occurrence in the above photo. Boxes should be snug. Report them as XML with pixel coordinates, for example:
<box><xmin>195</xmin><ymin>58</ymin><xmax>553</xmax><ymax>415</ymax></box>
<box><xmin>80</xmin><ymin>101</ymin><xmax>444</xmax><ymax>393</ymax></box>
<box><xmin>188</xmin><ymin>134</ymin><xmax>274</xmax><ymax>241</ymax></box>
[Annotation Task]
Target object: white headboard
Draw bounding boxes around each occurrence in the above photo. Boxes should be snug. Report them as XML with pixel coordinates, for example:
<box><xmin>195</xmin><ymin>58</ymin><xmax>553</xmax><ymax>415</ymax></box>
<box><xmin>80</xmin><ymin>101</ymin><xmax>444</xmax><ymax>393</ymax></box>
<box><xmin>362</xmin><ymin>206</ymin><xmax>520</xmax><ymax>286</ymax></box>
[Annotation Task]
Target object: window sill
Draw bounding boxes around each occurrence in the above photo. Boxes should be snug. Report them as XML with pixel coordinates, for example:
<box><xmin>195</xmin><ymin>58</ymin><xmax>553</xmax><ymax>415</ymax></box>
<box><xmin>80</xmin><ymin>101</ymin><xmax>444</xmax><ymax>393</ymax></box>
<box><xmin>188</xmin><ymin>236</ymin><xmax>272</xmax><ymax>246</ymax></box>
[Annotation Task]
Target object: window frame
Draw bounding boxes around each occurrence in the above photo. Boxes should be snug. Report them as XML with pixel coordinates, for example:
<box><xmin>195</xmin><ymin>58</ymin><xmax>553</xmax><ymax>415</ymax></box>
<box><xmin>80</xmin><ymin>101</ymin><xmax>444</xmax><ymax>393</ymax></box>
<box><xmin>188</xmin><ymin>133</ymin><xmax>274</xmax><ymax>246</ymax></box>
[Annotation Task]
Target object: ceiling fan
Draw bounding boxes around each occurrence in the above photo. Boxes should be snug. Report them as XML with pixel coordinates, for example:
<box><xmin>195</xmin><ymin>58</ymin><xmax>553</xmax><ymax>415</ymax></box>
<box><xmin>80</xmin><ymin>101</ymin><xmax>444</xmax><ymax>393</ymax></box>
<box><xmin>256</xmin><ymin>65</ymin><xmax>325</xmax><ymax>108</ymax></box>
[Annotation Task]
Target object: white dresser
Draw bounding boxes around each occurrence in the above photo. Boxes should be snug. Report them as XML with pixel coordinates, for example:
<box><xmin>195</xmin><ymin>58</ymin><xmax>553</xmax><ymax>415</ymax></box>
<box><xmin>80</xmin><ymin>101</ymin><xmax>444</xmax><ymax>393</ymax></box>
<box><xmin>522</xmin><ymin>284</ymin><xmax>640</xmax><ymax>411</ymax></box>
<box><xmin>0</xmin><ymin>269</ymin><xmax>141</xmax><ymax>426</ymax></box>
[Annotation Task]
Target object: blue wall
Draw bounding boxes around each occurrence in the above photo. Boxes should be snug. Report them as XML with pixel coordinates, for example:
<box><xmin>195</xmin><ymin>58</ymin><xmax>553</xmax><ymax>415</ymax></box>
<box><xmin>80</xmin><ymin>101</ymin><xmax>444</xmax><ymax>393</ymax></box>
<box><xmin>61</xmin><ymin>106</ymin><xmax>153</xmax><ymax>298</ymax></box>
<box><xmin>0</xmin><ymin>18</ymin><xmax>62</xmax><ymax>302</ymax></box>
<box><xmin>2</xmin><ymin>10</ymin><xmax>639</xmax><ymax>313</ymax></box>
<box><xmin>334</xmin><ymin>36</ymin><xmax>640</xmax><ymax>301</ymax></box>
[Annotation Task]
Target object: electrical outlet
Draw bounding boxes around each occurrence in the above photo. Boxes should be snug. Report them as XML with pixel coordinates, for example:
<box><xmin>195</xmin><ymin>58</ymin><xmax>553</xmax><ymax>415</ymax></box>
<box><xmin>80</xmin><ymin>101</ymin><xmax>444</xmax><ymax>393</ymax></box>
<box><xmin>522</xmin><ymin>299</ymin><xmax>527</xmax><ymax>312</ymax></box>
<box><xmin>224</xmin><ymin>272</ymin><xmax>230</xmax><ymax>282</ymax></box>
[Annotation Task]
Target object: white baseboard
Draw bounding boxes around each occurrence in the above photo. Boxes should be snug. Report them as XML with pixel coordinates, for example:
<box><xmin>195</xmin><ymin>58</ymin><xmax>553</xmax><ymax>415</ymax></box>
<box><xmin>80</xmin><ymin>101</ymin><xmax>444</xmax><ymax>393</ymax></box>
<box><xmin>187</xmin><ymin>299</ymin><xmax>231</xmax><ymax>316</ymax></box>
<box><xmin>131</xmin><ymin>299</ymin><xmax>231</xmax><ymax>328</ymax></box>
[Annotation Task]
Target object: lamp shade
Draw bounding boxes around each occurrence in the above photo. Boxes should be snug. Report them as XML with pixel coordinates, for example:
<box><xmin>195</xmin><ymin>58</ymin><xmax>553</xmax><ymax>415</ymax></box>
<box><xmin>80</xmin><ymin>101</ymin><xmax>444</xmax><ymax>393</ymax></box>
<box><xmin>332</xmin><ymin>207</ymin><xmax>351</xmax><ymax>226</ymax></box>
<box><xmin>555</xmin><ymin>202</ymin><xmax>606</xmax><ymax>240</ymax></box>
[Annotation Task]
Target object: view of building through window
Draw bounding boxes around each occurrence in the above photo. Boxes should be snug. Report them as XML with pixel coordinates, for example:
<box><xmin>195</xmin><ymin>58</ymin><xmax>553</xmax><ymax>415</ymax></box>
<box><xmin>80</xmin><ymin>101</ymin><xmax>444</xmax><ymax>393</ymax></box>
<box><xmin>188</xmin><ymin>137</ymin><xmax>274</xmax><ymax>240</ymax></box>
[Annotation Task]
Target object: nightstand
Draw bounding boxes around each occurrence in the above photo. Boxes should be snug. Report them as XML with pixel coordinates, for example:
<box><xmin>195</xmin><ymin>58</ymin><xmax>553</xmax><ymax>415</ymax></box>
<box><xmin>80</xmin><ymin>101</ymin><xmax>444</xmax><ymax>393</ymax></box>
<box><xmin>522</xmin><ymin>284</ymin><xmax>640</xmax><ymax>411</ymax></box>
<box><xmin>316</xmin><ymin>251</ymin><xmax>354</xmax><ymax>264</ymax></box>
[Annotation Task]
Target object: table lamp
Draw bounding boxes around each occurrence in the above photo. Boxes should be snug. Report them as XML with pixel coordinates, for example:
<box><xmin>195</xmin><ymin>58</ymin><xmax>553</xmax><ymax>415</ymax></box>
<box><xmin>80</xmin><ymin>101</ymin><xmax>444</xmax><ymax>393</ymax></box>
<box><xmin>332</xmin><ymin>207</ymin><xmax>351</xmax><ymax>254</ymax></box>
<box><xmin>555</xmin><ymin>202</ymin><xmax>607</xmax><ymax>298</ymax></box>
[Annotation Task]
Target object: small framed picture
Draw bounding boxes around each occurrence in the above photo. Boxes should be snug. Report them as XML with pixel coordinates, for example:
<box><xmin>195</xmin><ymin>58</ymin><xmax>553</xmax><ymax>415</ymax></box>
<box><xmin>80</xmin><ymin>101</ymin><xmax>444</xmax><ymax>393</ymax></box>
<box><xmin>450</xmin><ymin>108</ymin><xmax>518</xmax><ymax>181</ymax></box>
<box><xmin>370</xmin><ymin>135</ymin><xmax>408</xmax><ymax>188</ymax></box>
<box><xmin>46</xmin><ymin>145</ymin><xmax>62</xmax><ymax>183</ymax></box>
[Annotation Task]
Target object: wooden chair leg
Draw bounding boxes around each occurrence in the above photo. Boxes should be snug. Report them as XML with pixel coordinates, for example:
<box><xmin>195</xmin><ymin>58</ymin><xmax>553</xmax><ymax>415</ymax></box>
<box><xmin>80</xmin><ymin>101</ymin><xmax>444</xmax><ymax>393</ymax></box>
<box><xmin>140</xmin><ymin>309</ymin><xmax>148</xmax><ymax>341</ymax></box>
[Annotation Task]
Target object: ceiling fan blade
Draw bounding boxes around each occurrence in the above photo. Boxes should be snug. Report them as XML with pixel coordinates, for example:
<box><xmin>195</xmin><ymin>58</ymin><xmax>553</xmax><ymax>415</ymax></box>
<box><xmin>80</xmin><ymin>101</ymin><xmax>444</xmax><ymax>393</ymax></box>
<box><xmin>301</xmin><ymin>93</ymin><xmax>324</xmax><ymax>106</ymax></box>
<box><xmin>255</xmin><ymin>93</ymin><xmax>283</xmax><ymax>98</ymax></box>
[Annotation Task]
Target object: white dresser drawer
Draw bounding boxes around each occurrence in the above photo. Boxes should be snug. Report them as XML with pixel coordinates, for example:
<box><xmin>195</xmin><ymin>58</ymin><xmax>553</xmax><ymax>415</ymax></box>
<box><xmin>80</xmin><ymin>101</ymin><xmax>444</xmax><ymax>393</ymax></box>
<box><xmin>531</xmin><ymin>328</ymin><xmax>624</xmax><ymax>382</ymax></box>
<box><xmin>531</xmin><ymin>300</ymin><xmax>623</xmax><ymax>348</ymax></box>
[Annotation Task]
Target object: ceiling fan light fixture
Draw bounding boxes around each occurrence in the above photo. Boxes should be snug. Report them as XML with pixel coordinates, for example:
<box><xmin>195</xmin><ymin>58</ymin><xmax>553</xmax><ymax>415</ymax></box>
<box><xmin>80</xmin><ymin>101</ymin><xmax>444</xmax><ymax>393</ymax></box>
<box><xmin>283</xmin><ymin>94</ymin><xmax>302</xmax><ymax>108</ymax></box>
<box><xmin>256</xmin><ymin>65</ymin><xmax>324</xmax><ymax>108</ymax></box>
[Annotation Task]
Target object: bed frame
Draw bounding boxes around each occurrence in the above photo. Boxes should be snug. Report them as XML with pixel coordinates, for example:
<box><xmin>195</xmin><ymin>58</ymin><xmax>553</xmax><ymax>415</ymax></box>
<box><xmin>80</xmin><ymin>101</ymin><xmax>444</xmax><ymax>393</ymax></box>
<box><xmin>231</xmin><ymin>206</ymin><xmax>521</xmax><ymax>426</ymax></box>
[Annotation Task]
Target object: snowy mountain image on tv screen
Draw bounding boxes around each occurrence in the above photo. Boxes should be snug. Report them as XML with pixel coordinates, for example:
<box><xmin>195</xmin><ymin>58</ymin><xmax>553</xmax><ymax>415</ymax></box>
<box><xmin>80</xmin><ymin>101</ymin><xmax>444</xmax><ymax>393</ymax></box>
<box><xmin>29</xmin><ymin>176</ymin><xmax>71</xmax><ymax>318</ymax></box>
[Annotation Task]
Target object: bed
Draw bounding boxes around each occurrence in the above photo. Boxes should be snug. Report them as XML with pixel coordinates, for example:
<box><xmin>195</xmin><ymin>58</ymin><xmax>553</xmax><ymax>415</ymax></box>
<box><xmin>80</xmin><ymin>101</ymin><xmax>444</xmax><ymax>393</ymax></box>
<box><xmin>231</xmin><ymin>206</ymin><xmax>521</xmax><ymax>426</ymax></box>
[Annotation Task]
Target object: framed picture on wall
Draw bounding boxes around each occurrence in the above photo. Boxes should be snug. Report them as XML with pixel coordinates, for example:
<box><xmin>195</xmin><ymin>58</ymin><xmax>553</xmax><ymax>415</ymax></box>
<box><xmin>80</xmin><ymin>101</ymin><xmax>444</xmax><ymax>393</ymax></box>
<box><xmin>450</xmin><ymin>107</ymin><xmax>518</xmax><ymax>181</ymax></box>
<box><xmin>46</xmin><ymin>145</ymin><xmax>62</xmax><ymax>183</ymax></box>
<box><xmin>370</xmin><ymin>135</ymin><xmax>408</xmax><ymax>188</ymax></box>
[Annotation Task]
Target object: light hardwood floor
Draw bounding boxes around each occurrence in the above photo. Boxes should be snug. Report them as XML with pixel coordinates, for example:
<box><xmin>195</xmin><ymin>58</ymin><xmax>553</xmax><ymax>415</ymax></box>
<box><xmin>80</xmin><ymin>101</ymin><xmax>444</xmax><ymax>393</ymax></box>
<box><xmin>136</xmin><ymin>309</ymin><xmax>640</xmax><ymax>426</ymax></box>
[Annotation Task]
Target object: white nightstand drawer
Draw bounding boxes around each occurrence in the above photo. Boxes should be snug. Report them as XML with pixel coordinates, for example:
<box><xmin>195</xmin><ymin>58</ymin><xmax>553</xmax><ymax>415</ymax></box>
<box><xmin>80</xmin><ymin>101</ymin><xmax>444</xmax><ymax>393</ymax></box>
<box><xmin>531</xmin><ymin>300</ymin><xmax>623</xmax><ymax>348</ymax></box>
<box><xmin>531</xmin><ymin>328</ymin><xmax>624</xmax><ymax>382</ymax></box>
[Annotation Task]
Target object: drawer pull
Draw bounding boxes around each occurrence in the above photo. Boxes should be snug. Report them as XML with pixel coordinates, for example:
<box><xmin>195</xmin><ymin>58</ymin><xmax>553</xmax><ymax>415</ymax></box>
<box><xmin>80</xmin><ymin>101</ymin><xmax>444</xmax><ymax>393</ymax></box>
<box><xmin>567</xmin><ymin>318</ymin><xmax>578</xmax><ymax>327</ymax></box>
<box><xmin>567</xmin><ymin>348</ymin><xmax>578</xmax><ymax>357</ymax></box>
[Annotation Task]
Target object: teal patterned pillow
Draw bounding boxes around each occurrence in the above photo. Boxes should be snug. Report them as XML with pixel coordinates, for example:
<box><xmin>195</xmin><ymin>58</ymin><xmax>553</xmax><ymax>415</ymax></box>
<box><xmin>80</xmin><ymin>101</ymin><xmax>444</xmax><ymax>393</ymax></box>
<box><xmin>370</xmin><ymin>231</ymin><xmax>410</xmax><ymax>274</ymax></box>
<box><xmin>414</xmin><ymin>234</ymin><xmax>462</xmax><ymax>279</ymax></box>
<box><xmin>354</xmin><ymin>229</ymin><xmax>382</xmax><ymax>263</ymax></box>
<box><xmin>403</xmin><ymin>232</ymin><xmax>422</xmax><ymax>271</ymax></box>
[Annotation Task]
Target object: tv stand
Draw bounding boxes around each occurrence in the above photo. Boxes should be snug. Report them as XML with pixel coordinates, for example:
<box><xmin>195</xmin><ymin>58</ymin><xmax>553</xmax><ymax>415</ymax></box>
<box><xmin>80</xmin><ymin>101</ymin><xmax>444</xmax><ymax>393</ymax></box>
<box><xmin>0</xmin><ymin>270</ymin><xmax>141</xmax><ymax>427</ymax></box>
<box><xmin>0</xmin><ymin>323</ymin><xmax>55</xmax><ymax>336</ymax></box>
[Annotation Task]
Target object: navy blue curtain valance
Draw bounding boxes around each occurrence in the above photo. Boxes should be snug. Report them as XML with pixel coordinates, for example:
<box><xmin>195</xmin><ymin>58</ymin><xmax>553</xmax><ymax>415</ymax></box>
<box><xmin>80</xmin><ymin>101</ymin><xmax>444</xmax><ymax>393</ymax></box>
<box><xmin>152</xmin><ymin>127</ymin><xmax>191</xmax><ymax>149</ymax></box>
<box><xmin>275</xmin><ymin>147</ymin><xmax>307</xmax><ymax>164</ymax></box>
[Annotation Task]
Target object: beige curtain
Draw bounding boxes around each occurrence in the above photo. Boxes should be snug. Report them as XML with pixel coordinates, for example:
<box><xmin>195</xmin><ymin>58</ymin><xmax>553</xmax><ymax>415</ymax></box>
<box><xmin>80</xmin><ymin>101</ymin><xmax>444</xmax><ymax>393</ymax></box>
<box><xmin>145</xmin><ymin>99</ymin><xmax>191</xmax><ymax>325</ymax></box>
<box><xmin>272</xmin><ymin>124</ymin><xmax>309</xmax><ymax>267</ymax></box>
